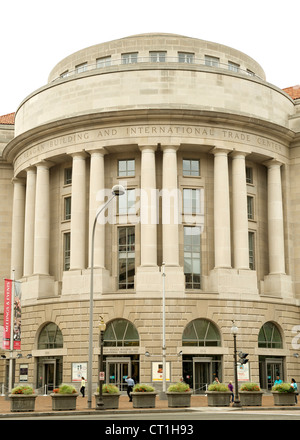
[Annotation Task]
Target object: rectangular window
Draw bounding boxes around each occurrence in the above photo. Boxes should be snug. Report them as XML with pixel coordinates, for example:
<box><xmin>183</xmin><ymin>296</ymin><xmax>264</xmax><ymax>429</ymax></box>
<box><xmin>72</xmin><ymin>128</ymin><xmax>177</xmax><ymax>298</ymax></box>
<box><xmin>183</xmin><ymin>188</ymin><xmax>201</xmax><ymax>214</ymax></box>
<box><xmin>246</xmin><ymin>167</ymin><xmax>253</xmax><ymax>184</ymax></box>
<box><xmin>184</xmin><ymin>226</ymin><xmax>201</xmax><ymax>289</ymax></box>
<box><xmin>122</xmin><ymin>53</ymin><xmax>138</xmax><ymax>64</ymax></box>
<box><xmin>75</xmin><ymin>62</ymin><xmax>88</xmax><ymax>74</ymax></box>
<box><xmin>118</xmin><ymin>226</ymin><xmax>135</xmax><ymax>289</ymax></box>
<box><xmin>248</xmin><ymin>231</ymin><xmax>255</xmax><ymax>270</ymax></box>
<box><xmin>228</xmin><ymin>61</ymin><xmax>240</xmax><ymax>72</ymax></box>
<box><xmin>150</xmin><ymin>51</ymin><xmax>167</xmax><ymax>62</ymax></box>
<box><xmin>63</xmin><ymin>232</ymin><xmax>71</xmax><ymax>271</ymax></box>
<box><xmin>178</xmin><ymin>52</ymin><xmax>194</xmax><ymax>63</ymax></box>
<box><xmin>118</xmin><ymin>159</ymin><xmax>135</xmax><ymax>177</ymax></box>
<box><xmin>205</xmin><ymin>55</ymin><xmax>220</xmax><ymax>67</ymax></box>
<box><xmin>183</xmin><ymin>159</ymin><xmax>200</xmax><ymax>176</ymax></box>
<box><xmin>96</xmin><ymin>56</ymin><xmax>111</xmax><ymax>68</ymax></box>
<box><xmin>247</xmin><ymin>196</ymin><xmax>254</xmax><ymax>220</ymax></box>
<box><xmin>64</xmin><ymin>167</ymin><xmax>72</xmax><ymax>185</ymax></box>
<box><xmin>64</xmin><ymin>196</ymin><xmax>71</xmax><ymax>221</ymax></box>
<box><xmin>118</xmin><ymin>189</ymin><xmax>136</xmax><ymax>215</ymax></box>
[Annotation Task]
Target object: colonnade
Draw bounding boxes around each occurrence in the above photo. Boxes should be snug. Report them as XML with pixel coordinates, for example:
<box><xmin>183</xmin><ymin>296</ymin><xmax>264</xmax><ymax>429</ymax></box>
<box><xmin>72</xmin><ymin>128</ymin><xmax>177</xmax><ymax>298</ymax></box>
<box><xmin>10</xmin><ymin>147</ymin><xmax>287</xmax><ymax>287</ymax></box>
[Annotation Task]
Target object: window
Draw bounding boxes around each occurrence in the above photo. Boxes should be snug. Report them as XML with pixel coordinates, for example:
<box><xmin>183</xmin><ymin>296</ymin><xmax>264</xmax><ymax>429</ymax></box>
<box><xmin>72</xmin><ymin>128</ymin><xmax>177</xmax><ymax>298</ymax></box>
<box><xmin>64</xmin><ymin>167</ymin><xmax>72</xmax><ymax>185</ymax></box>
<box><xmin>64</xmin><ymin>196</ymin><xmax>71</xmax><ymax>221</ymax></box>
<box><xmin>63</xmin><ymin>232</ymin><xmax>71</xmax><ymax>271</ymax></box>
<box><xmin>118</xmin><ymin>226</ymin><xmax>135</xmax><ymax>289</ymax></box>
<box><xmin>183</xmin><ymin>319</ymin><xmax>221</xmax><ymax>346</ymax></box>
<box><xmin>118</xmin><ymin>159</ymin><xmax>135</xmax><ymax>177</ymax></box>
<box><xmin>96</xmin><ymin>56</ymin><xmax>111</xmax><ymax>68</ymax></box>
<box><xmin>118</xmin><ymin>189</ymin><xmax>136</xmax><ymax>215</ymax></box>
<box><xmin>228</xmin><ymin>61</ymin><xmax>240</xmax><ymax>72</ymax></box>
<box><xmin>178</xmin><ymin>52</ymin><xmax>194</xmax><ymax>63</ymax></box>
<box><xmin>38</xmin><ymin>323</ymin><xmax>63</xmax><ymax>349</ymax></box>
<box><xmin>205</xmin><ymin>55</ymin><xmax>220</xmax><ymax>67</ymax></box>
<box><xmin>247</xmin><ymin>69</ymin><xmax>255</xmax><ymax>77</ymax></box>
<box><xmin>150</xmin><ymin>51</ymin><xmax>166</xmax><ymax>62</ymax></box>
<box><xmin>75</xmin><ymin>62</ymin><xmax>88</xmax><ymax>74</ymax></box>
<box><xmin>247</xmin><ymin>196</ymin><xmax>254</xmax><ymax>220</ymax></box>
<box><xmin>183</xmin><ymin>188</ymin><xmax>202</xmax><ymax>214</ymax></box>
<box><xmin>60</xmin><ymin>71</ymin><xmax>69</xmax><ymax>79</ymax></box>
<box><xmin>246</xmin><ymin>167</ymin><xmax>253</xmax><ymax>184</ymax></box>
<box><xmin>248</xmin><ymin>231</ymin><xmax>255</xmax><ymax>270</ymax></box>
<box><xmin>122</xmin><ymin>52</ymin><xmax>138</xmax><ymax>64</ymax></box>
<box><xmin>258</xmin><ymin>322</ymin><xmax>282</xmax><ymax>349</ymax></box>
<box><xmin>184</xmin><ymin>226</ymin><xmax>201</xmax><ymax>289</ymax></box>
<box><xmin>183</xmin><ymin>159</ymin><xmax>200</xmax><ymax>176</ymax></box>
<box><xmin>104</xmin><ymin>319</ymin><xmax>139</xmax><ymax>347</ymax></box>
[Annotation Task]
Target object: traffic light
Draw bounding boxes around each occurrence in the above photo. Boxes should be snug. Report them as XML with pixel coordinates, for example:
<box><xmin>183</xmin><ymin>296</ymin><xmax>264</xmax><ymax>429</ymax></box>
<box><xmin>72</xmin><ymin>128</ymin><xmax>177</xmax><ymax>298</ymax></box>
<box><xmin>238</xmin><ymin>351</ymin><xmax>249</xmax><ymax>365</ymax></box>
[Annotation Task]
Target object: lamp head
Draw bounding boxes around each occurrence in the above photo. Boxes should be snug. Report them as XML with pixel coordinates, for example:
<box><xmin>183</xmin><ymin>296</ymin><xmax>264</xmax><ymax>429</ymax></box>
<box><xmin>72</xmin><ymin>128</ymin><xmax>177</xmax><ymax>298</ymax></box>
<box><xmin>112</xmin><ymin>184</ymin><xmax>125</xmax><ymax>197</ymax></box>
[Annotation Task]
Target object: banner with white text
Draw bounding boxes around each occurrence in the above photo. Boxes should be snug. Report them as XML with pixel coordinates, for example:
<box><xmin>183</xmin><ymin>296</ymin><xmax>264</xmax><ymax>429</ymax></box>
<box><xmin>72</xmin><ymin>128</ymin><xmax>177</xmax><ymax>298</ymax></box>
<box><xmin>2</xmin><ymin>279</ymin><xmax>21</xmax><ymax>350</ymax></box>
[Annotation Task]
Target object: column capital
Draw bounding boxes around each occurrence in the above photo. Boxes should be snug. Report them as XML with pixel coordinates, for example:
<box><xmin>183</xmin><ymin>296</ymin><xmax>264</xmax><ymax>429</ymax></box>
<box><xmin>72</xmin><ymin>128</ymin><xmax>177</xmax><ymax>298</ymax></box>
<box><xmin>139</xmin><ymin>145</ymin><xmax>157</xmax><ymax>152</ymax></box>
<box><xmin>263</xmin><ymin>158</ymin><xmax>283</xmax><ymax>168</ymax></box>
<box><xmin>35</xmin><ymin>160</ymin><xmax>55</xmax><ymax>169</ymax></box>
<box><xmin>69</xmin><ymin>151</ymin><xmax>88</xmax><ymax>159</ymax></box>
<box><xmin>230</xmin><ymin>150</ymin><xmax>249</xmax><ymax>159</ymax></box>
<box><xmin>87</xmin><ymin>148</ymin><xmax>108</xmax><ymax>157</ymax></box>
<box><xmin>160</xmin><ymin>144</ymin><xmax>180</xmax><ymax>152</ymax></box>
<box><xmin>210</xmin><ymin>147</ymin><xmax>231</xmax><ymax>156</ymax></box>
<box><xmin>11</xmin><ymin>176</ymin><xmax>26</xmax><ymax>185</ymax></box>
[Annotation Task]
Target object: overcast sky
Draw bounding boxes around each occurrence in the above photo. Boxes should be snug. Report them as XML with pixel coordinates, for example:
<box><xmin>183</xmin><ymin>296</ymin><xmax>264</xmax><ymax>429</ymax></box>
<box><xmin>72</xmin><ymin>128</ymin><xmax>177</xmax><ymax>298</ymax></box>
<box><xmin>1</xmin><ymin>0</ymin><xmax>299</xmax><ymax>117</ymax></box>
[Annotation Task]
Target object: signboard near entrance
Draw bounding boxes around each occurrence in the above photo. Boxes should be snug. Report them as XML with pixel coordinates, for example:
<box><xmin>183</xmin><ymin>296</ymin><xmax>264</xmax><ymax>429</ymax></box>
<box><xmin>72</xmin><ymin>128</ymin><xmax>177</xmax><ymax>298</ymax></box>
<box><xmin>152</xmin><ymin>361</ymin><xmax>170</xmax><ymax>381</ymax></box>
<box><xmin>72</xmin><ymin>362</ymin><xmax>88</xmax><ymax>382</ymax></box>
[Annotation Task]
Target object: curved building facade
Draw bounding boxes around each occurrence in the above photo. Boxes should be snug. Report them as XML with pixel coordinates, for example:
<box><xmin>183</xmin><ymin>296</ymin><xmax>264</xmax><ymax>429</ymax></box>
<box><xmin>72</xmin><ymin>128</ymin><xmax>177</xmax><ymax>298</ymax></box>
<box><xmin>1</xmin><ymin>33</ymin><xmax>300</xmax><ymax>393</ymax></box>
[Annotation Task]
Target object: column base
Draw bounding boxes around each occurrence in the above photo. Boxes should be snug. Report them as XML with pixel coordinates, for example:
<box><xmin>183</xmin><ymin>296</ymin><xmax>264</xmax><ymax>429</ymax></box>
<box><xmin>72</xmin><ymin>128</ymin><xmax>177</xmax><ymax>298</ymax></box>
<box><xmin>61</xmin><ymin>268</ymin><xmax>112</xmax><ymax>296</ymax></box>
<box><xmin>21</xmin><ymin>274</ymin><xmax>58</xmax><ymax>302</ymax></box>
<box><xmin>261</xmin><ymin>273</ymin><xmax>293</xmax><ymax>298</ymax></box>
<box><xmin>135</xmin><ymin>265</ymin><xmax>185</xmax><ymax>295</ymax></box>
<box><xmin>208</xmin><ymin>268</ymin><xmax>259</xmax><ymax>296</ymax></box>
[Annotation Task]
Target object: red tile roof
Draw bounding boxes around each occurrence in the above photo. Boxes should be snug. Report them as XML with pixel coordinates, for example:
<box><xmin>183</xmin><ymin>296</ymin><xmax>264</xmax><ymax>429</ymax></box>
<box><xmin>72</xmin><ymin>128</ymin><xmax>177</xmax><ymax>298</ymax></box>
<box><xmin>283</xmin><ymin>85</ymin><xmax>300</xmax><ymax>100</ymax></box>
<box><xmin>0</xmin><ymin>113</ymin><xmax>15</xmax><ymax>125</ymax></box>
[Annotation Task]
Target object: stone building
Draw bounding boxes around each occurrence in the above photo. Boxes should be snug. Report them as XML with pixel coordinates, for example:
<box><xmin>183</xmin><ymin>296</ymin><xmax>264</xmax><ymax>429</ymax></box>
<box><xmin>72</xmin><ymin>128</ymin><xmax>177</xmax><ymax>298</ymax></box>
<box><xmin>1</xmin><ymin>33</ymin><xmax>300</xmax><ymax>393</ymax></box>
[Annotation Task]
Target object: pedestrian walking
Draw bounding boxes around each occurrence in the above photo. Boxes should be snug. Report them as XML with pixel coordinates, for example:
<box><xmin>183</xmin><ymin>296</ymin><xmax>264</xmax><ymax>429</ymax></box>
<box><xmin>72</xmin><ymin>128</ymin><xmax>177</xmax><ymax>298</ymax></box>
<box><xmin>228</xmin><ymin>380</ymin><xmax>234</xmax><ymax>403</ymax></box>
<box><xmin>125</xmin><ymin>376</ymin><xmax>135</xmax><ymax>402</ymax></box>
<box><xmin>291</xmin><ymin>378</ymin><xmax>298</xmax><ymax>404</ymax></box>
<box><xmin>80</xmin><ymin>377</ymin><xmax>86</xmax><ymax>397</ymax></box>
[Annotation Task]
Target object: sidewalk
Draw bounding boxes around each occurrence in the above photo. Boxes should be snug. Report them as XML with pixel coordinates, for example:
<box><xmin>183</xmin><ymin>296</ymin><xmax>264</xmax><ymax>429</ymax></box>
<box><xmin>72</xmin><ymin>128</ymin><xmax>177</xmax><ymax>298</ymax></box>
<box><xmin>0</xmin><ymin>394</ymin><xmax>300</xmax><ymax>417</ymax></box>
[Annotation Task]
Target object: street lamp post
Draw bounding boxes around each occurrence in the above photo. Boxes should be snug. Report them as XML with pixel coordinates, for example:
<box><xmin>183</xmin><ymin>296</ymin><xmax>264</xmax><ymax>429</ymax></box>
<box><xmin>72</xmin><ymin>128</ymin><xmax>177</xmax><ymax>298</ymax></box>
<box><xmin>231</xmin><ymin>321</ymin><xmax>242</xmax><ymax>407</ymax></box>
<box><xmin>87</xmin><ymin>184</ymin><xmax>125</xmax><ymax>409</ymax></box>
<box><xmin>96</xmin><ymin>316</ymin><xmax>106</xmax><ymax>410</ymax></box>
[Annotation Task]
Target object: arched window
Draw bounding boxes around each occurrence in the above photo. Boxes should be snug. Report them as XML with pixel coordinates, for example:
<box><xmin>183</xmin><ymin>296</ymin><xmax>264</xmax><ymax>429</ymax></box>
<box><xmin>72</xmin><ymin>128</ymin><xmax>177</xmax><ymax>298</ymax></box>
<box><xmin>104</xmin><ymin>319</ymin><xmax>139</xmax><ymax>347</ymax></box>
<box><xmin>258</xmin><ymin>322</ymin><xmax>282</xmax><ymax>348</ymax></box>
<box><xmin>38</xmin><ymin>323</ymin><xmax>63</xmax><ymax>349</ymax></box>
<box><xmin>182</xmin><ymin>319</ymin><xmax>221</xmax><ymax>347</ymax></box>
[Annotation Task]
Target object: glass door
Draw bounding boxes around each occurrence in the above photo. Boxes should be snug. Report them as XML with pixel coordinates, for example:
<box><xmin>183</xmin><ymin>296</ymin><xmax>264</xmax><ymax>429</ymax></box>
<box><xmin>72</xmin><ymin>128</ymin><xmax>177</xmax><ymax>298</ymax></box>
<box><xmin>43</xmin><ymin>361</ymin><xmax>56</xmax><ymax>392</ymax></box>
<box><xmin>193</xmin><ymin>358</ymin><xmax>212</xmax><ymax>394</ymax></box>
<box><xmin>266</xmin><ymin>359</ymin><xmax>283</xmax><ymax>390</ymax></box>
<box><xmin>106</xmin><ymin>358</ymin><xmax>131</xmax><ymax>391</ymax></box>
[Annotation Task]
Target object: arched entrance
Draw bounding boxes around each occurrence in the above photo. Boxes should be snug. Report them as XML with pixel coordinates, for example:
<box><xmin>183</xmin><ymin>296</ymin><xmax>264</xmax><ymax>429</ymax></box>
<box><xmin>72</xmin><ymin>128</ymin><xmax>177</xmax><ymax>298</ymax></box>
<box><xmin>103</xmin><ymin>319</ymin><xmax>139</xmax><ymax>391</ymax></box>
<box><xmin>182</xmin><ymin>319</ymin><xmax>222</xmax><ymax>393</ymax></box>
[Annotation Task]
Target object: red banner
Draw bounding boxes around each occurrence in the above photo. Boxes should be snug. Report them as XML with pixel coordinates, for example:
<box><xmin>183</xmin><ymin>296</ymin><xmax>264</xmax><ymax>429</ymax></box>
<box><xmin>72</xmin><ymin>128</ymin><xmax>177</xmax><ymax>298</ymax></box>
<box><xmin>2</xmin><ymin>279</ymin><xmax>21</xmax><ymax>350</ymax></box>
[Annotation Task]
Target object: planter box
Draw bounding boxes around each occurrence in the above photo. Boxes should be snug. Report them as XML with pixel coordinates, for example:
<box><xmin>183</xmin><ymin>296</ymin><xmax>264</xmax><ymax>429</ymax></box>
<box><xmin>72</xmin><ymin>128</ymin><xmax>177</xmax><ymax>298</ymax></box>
<box><xmin>166</xmin><ymin>391</ymin><xmax>192</xmax><ymax>407</ymax></box>
<box><xmin>50</xmin><ymin>393</ymin><xmax>78</xmax><ymax>410</ymax></box>
<box><xmin>207</xmin><ymin>391</ymin><xmax>231</xmax><ymax>407</ymax></box>
<box><xmin>239</xmin><ymin>391</ymin><xmax>263</xmax><ymax>406</ymax></box>
<box><xmin>272</xmin><ymin>391</ymin><xmax>296</xmax><ymax>406</ymax></box>
<box><xmin>9</xmin><ymin>394</ymin><xmax>37</xmax><ymax>412</ymax></box>
<box><xmin>94</xmin><ymin>393</ymin><xmax>120</xmax><ymax>409</ymax></box>
<box><xmin>131</xmin><ymin>392</ymin><xmax>157</xmax><ymax>408</ymax></box>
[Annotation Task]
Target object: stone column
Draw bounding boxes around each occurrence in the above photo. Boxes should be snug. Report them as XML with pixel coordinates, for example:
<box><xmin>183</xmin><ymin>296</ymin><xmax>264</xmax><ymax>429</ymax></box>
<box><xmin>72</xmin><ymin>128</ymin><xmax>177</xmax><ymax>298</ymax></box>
<box><xmin>232</xmin><ymin>152</ymin><xmax>249</xmax><ymax>270</ymax></box>
<box><xmin>162</xmin><ymin>146</ymin><xmax>179</xmax><ymax>266</ymax></box>
<box><xmin>140</xmin><ymin>146</ymin><xmax>157</xmax><ymax>267</ymax></box>
<box><xmin>89</xmin><ymin>150</ymin><xmax>105</xmax><ymax>268</ymax></box>
<box><xmin>70</xmin><ymin>152</ymin><xmax>87</xmax><ymax>271</ymax></box>
<box><xmin>33</xmin><ymin>162</ymin><xmax>51</xmax><ymax>275</ymax></box>
<box><xmin>213</xmin><ymin>149</ymin><xmax>231</xmax><ymax>268</ymax></box>
<box><xmin>266</xmin><ymin>160</ymin><xmax>285</xmax><ymax>274</ymax></box>
<box><xmin>23</xmin><ymin>167</ymin><xmax>36</xmax><ymax>277</ymax></box>
<box><xmin>11</xmin><ymin>177</ymin><xmax>25</xmax><ymax>280</ymax></box>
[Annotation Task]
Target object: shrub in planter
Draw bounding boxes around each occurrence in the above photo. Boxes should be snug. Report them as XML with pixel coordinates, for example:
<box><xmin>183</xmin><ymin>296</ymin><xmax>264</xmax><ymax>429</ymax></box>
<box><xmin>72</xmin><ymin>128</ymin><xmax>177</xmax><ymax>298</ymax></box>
<box><xmin>239</xmin><ymin>383</ymin><xmax>263</xmax><ymax>406</ymax></box>
<box><xmin>51</xmin><ymin>384</ymin><xmax>78</xmax><ymax>410</ymax></box>
<box><xmin>207</xmin><ymin>383</ymin><xmax>231</xmax><ymax>407</ymax></box>
<box><xmin>95</xmin><ymin>384</ymin><xmax>121</xmax><ymax>409</ymax></box>
<box><xmin>131</xmin><ymin>384</ymin><xmax>157</xmax><ymax>408</ymax></box>
<box><xmin>9</xmin><ymin>386</ymin><xmax>37</xmax><ymax>412</ymax></box>
<box><xmin>272</xmin><ymin>383</ymin><xmax>296</xmax><ymax>406</ymax></box>
<box><xmin>166</xmin><ymin>382</ymin><xmax>192</xmax><ymax>407</ymax></box>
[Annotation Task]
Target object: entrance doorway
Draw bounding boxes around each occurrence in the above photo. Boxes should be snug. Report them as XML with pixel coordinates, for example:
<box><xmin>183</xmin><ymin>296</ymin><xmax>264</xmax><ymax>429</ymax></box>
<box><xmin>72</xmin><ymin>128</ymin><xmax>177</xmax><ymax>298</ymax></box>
<box><xmin>43</xmin><ymin>361</ymin><xmax>56</xmax><ymax>392</ymax></box>
<box><xmin>37</xmin><ymin>357</ymin><xmax>63</xmax><ymax>393</ymax></box>
<box><xmin>193</xmin><ymin>358</ymin><xmax>212</xmax><ymax>393</ymax></box>
<box><xmin>259</xmin><ymin>356</ymin><xmax>284</xmax><ymax>390</ymax></box>
<box><xmin>106</xmin><ymin>357</ymin><xmax>131</xmax><ymax>391</ymax></box>
<box><xmin>183</xmin><ymin>355</ymin><xmax>222</xmax><ymax>393</ymax></box>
